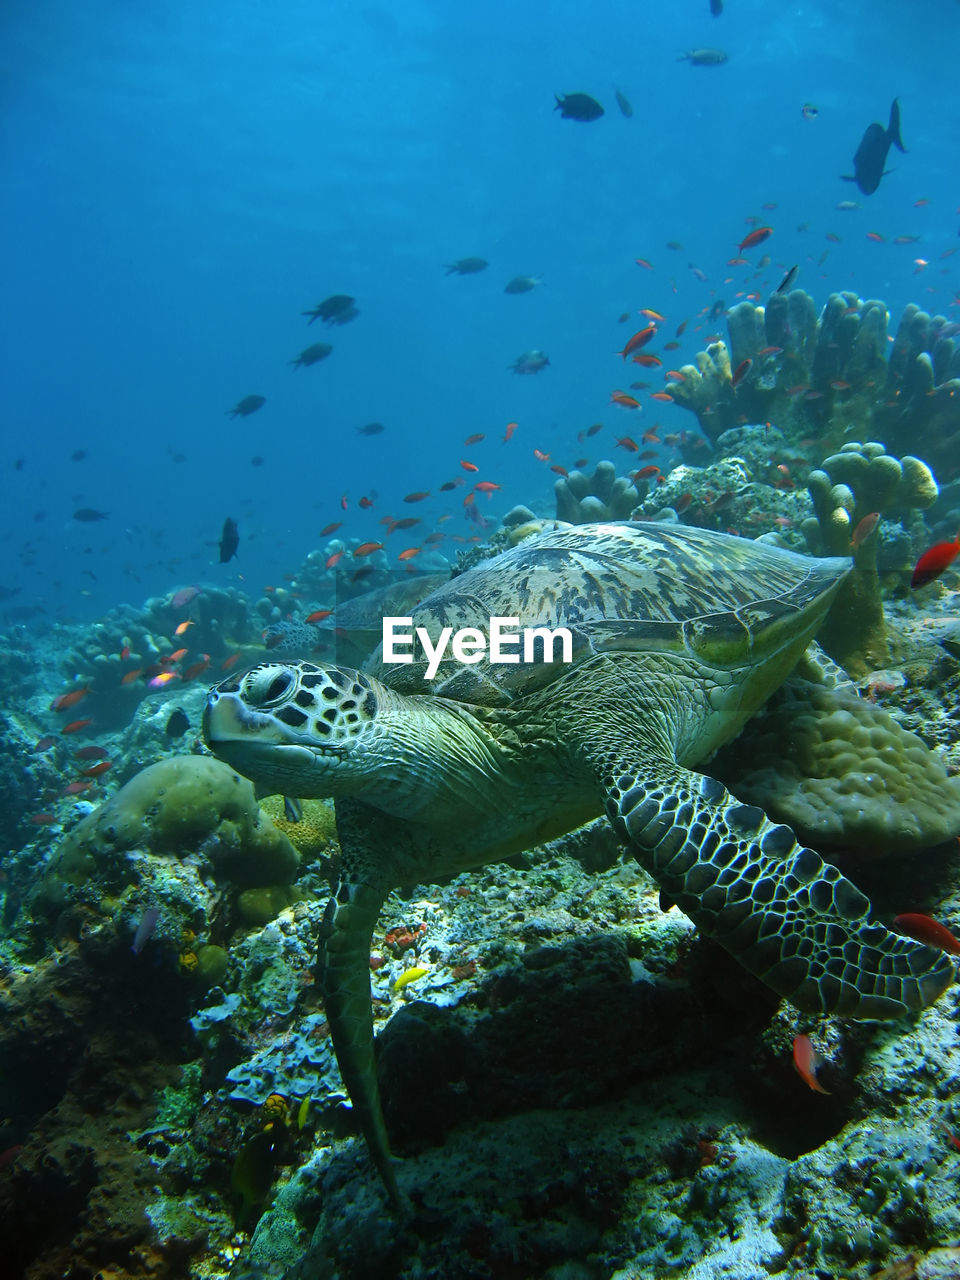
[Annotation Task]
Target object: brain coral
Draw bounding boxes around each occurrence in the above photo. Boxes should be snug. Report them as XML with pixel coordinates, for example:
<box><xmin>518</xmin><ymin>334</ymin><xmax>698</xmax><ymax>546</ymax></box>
<box><xmin>715</xmin><ymin>676</ymin><xmax>960</xmax><ymax>851</ymax></box>
<box><xmin>51</xmin><ymin>756</ymin><xmax>300</xmax><ymax>888</ymax></box>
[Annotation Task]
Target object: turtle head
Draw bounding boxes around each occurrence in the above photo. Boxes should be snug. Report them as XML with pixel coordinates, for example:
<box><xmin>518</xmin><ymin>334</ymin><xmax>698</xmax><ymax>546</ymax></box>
<box><xmin>203</xmin><ymin>661</ymin><xmax>383</xmax><ymax>798</ymax></box>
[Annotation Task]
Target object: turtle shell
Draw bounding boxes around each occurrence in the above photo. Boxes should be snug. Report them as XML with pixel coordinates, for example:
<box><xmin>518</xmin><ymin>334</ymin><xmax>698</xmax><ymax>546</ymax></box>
<box><xmin>365</xmin><ymin>522</ymin><xmax>849</xmax><ymax>706</ymax></box>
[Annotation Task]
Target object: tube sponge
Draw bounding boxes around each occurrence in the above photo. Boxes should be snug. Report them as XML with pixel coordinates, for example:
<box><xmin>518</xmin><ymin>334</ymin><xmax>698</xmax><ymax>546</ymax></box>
<box><xmin>715</xmin><ymin>677</ymin><xmax>960</xmax><ymax>852</ymax></box>
<box><xmin>53</xmin><ymin>756</ymin><xmax>300</xmax><ymax>887</ymax></box>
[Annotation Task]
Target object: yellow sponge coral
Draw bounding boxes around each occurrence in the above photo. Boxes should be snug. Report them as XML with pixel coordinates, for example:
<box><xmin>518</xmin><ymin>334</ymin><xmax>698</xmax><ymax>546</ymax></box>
<box><xmin>716</xmin><ymin>677</ymin><xmax>960</xmax><ymax>852</ymax></box>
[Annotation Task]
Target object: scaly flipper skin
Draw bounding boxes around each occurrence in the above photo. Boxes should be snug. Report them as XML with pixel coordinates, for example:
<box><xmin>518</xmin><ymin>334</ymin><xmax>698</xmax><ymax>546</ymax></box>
<box><xmin>600</xmin><ymin>758</ymin><xmax>954</xmax><ymax>1016</ymax></box>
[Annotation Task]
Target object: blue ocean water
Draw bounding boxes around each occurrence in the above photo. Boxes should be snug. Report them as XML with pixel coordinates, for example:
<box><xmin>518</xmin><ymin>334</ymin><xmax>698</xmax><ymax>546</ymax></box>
<box><xmin>2</xmin><ymin>0</ymin><xmax>959</xmax><ymax>619</ymax></box>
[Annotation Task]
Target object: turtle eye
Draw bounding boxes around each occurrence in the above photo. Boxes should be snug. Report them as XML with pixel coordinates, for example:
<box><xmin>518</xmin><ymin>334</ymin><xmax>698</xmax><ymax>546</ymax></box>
<box><xmin>243</xmin><ymin>665</ymin><xmax>296</xmax><ymax>708</ymax></box>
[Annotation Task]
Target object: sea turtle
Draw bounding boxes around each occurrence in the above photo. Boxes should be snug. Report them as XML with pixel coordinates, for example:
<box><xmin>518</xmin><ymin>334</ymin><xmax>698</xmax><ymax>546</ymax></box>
<box><xmin>202</xmin><ymin>521</ymin><xmax>954</xmax><ymax>1204</ymax></box>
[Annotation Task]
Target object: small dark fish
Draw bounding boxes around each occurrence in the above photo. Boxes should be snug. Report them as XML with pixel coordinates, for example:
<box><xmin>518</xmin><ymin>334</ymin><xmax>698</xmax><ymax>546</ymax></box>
<box><xmin>227</xmin><ymin>394</ymin><xmax>266</xmax><ymax>418</ymax></box>
<box><xmin>554</xmin><ymin>92</ymin><xmax>604</xmax><ymax>122</ymax></box>
<box><xmin>71</xmin><ymin>449</ymin><xmax>87</xmax><ymax>462</ymax></box>
<box><xmin>165</xmin><ymin>708</ymin><xmax>190</xmax><ymax>738</ymax></box>
<box><xmin>0</xmin><ymin>584</ymin><xmax>22</xmax><ymax>602</ymax></box>
<box><xmin>708</xmin><ymin>299</ymin><xmax>726</xmax><ymax>319</ymax></box>
<box><xmin>131</xmin><ymin>906</ymin><xmax>160</xmax><ymax>956</ymax></box>
<box><xmin>709</xmin><ymin>0</ymin><xmax>723</xmax><ymax>13</ymax></box>
<box><xmin>504</xmin><ymin>275</ymin><xmax>541</xmax><ymax>294</ymax></box>
<box><xmin>842</xmin><ymin>98</ymin><xmax>905</xmax><ymax>196</ymax></box>
<box><xmin>801</xmin><ymin>103</ymin><xmax>819</xmax><ymax>120</ymax></box>
<box><xmin>357</xmin><ymin>422</ymin><xmax>385</xmax><ymax>436</ymax></box>
<box><xmin>218</xmin><ymin>517</ymin><xmax>239</xmax><ymax>564</ymax></box>
<box><xmin>678</xmin><ymin>48</ymin><xmax>728</xmax><ymax>66</ymax></box>
<box><xmin>614</xmin><ymin>88</ymin><xmax>633</xmax><ymax>118</ymax></box>
<box><xmin>289</xmin><ymin>342</ymin><xmax>332</xmax><ymax>369</ymax></box>
<box><xmin>302</xmin><ymin>294</ymin><xmax>358</xmax><ymax>325</ymax></box>
<box><xmin>250</xmin><ymin>455</ymin><xmax>265</xmax><ymax>466</ymax></box>
<box><xmin>444</xmin><ymin>257</ymin><xmax>488</xmax><ymax>275</ymax></box>
<box><xmin>283</xmin><ymin>796</ymin><xmax>304</xmax><ymax>823</ymax></box>
<box><xmin>73</xmin><ymin>508</ymin><xmax>108</xmax><ymax>522</ymax></box>
<box><xmin>510</xmin><ymin>349</ymin><xmax>550</xmax><ymax>375</ymax></box>
<box><xmin>776</xmin><ymin>264</ymin><xmax>799</xmax><ymax>294</ymax></box>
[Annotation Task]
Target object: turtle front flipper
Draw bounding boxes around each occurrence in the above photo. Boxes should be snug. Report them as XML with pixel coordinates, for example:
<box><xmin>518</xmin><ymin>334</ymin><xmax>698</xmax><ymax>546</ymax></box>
<box><xmin>317</xmin><ymin>877</ymin><xmax>400</xmax><ymax>1206</ymax></box>
<box><xmin>601</xmin><ymin>759</ymin><xmax>954</xmax><ymax>1017</ymax></box>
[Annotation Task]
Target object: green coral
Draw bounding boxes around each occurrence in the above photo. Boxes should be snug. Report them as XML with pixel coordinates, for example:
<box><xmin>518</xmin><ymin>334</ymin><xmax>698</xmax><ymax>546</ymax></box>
<box><xmin>50</xmin><ymin>756</ymin><xmax>300</xmax><ymax>889</ymax></box>
<box><xmin>554</xmin><ymin>460</ymin><xmax>645</xmax><ymax>524</ymax></box>
<box><xmin>258</xmin><ymin>795</ymin><xmax>338</xmax><ymax>859</ymax></box>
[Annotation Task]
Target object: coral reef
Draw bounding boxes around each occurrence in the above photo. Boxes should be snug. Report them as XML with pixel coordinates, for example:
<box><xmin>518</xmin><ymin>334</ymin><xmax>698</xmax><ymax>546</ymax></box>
<box><xmin>554</xmin><ymin>459</ymin><xmax>646</xmax><ymax>523</ymax></box>
<box><xmin>803</xmin><ymin>441</ymin><xmax>938</xmax><ymax>672</ymax></box>
<box><xmin>45</xmin><ymin>756</ymin><xmax>300</xmax><ymax>890</ymax></box>
<box><xmin>666</xmin><ymin>291</ymin><xmax>960</xmax><ymax>481</ymax></box>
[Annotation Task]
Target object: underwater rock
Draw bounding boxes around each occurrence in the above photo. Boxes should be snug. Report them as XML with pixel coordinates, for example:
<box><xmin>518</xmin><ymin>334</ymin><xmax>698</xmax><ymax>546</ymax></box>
<box><xmin>554</xmin><ymin>459</ymin><xmax>645</xmax><ymax>523</ymax></box>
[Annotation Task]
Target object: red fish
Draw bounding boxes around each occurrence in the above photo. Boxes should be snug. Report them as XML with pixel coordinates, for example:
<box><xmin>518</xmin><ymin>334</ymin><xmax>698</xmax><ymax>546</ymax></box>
<box><xmin>353</xmin><ymin>542</ymin><xmax>384</xmax><ymax>557</ymax></box>
<box><xmin>866</xmin><ymin>231</ymin><xmax>885</xmax><ymax>243</ymax></box>
<box><xmin>619</xmin><ymin>326</ymin><xmax>657</xmax><ymax>359</ymax></box>
<box><xmin>325</xmin><ymin>551</ymin><xmax>344</xmax><ymax>569</ymax></box>
<box><xmin>319</xmin><ymin>522</ymin><xmax>343</xmax><ymax>536</ymax></box>
<box><xmin>221</xmin><ymin>654</ymin><xmax>241</xmax><ymax>671</ymax></box>
<box><xmin>464</xmin><ymin>433</ymin><xmax>485</xmax><ymax>445</ymax></box>
<box><xmin>633</xmin><ymin>465</ymin><xmax>661</xmax><ymax>479</ymax></box>
<box><xmin>893</xmin><ymin>912</ymin><xmax>960</xmax><ymax>955</ymax></box>
<box><xmin>632</xmin><ymin>354</ymin><xmax>663</xmax><ymax>368</ymax></box>
<box><xmin>911</xmin><ymin>536</ymin><xmax>960</xmax><ymax>588</ymax></box>
<box><xmin>29</xmin><ymin>813</ymin><xmax>57</xmax><ymax>825</ymax></box>
<box><xmin>615</xmin><ymin>436</ymin><xmax>639</xmax><ymax>452</ymax></box>
<box><xmin>182</xmin><ymin>659</ymin><xmax>211</xmax><ymax>681</ymax></box>
<box><xmin>460</xmin><ymin>459</ymin><xmax>479</xmax><ymax>472</ymax></box>
<box><xmin>549</xmin><ymin>465</ymin><xmax>568</xmax><ymax>476</ymax></box>
<box><xmin>80</xmin><ymin>761</ymin><xmax>112</xmax><ymax>778</ymax></box>
<box><xmin>473</xmin><ymin>481</ymin><xmax>501</xmax><ymax>493</ymax></box>
<box><xmin>503</xmin><ymin>421</ymin><xmax>518</xmax><ymax>442</ymax></box>
<box><xmin>635</xmin><ymin>257</ymin><xmax>653</xmax><ymax>270</ymax></box>
<box><xmin>792</xmin><ymin>1034</ymin><xmax>831</xmax><ymax>1095</ymax></box>
<box><xmin>358</xmin><ymin>496</ymin><xmax>374</xmax><ymax>509</ymax></box>
<box><xmin>397</xmin><ymin>547</ymin><xmax>421</xmax><ymax>561</ymax></box>
<box><xmin>121</xmin><ymin>668</ymin><xmax>144</xmax><ymax>685</ymax></box>
<box><xmin>305</xmin><ymin>609</ymin><xmax>333</xmax><ymax>623</ymax></box>
<box><xmin>731</xmin><ymin>358</ymin><xmax>752</xmax><ymax>388</ymax></box>
<box><xmin>74</xmin><ymin>746</ymin><xmax>109</xmax><ymax>760</ymax></box>
<box><xmin>62</xmin><ymin>780</ymin><xmax>93</xmax><ymax>795</ymax></box>
<box><xmin>50</xmin><ymin>687</ymin><xmax>89</xmax><ymax>713</ymax></box>
<box><xmin>533</xmin><ymin>448</ymin><xmax>550</xmax><ymax>461</ymax></box>
<box><xmin>61</xmin><ymin>719</ymin><xmax>93</xmax><ymax>734</ymax></box>
<box><xmin>738</xmin><ymin>226</ymin><xmax>773</xmax><ymax>253</ymax></box>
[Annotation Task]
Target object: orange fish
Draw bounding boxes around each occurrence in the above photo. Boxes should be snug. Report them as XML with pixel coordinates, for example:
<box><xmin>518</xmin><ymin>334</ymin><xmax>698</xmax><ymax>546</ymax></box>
<box><xmin>893</xmin><ymin>913</ymin><xmax>960</xmax><ymax>955</ymax></box>
<box><xmin>50</xmin><ymin>687</ymin><xmax>89</xmax><ymax>713</ymax></box>
<box><xmin>320</xmin><ymin>521</ymin><xmax>343</xmax><ymax>536</ymax></box>
<box><xmin>62</xmin><ymin>780</ymin><xmax>93</xmax><ymax>795</ymax></box>
<box><xmin>174</xmin><ymin>620</ymin><xmax>194</xmax><ymax>636</ymax></box>
<box><xmin>80</xmin><ymin>760</ymin><xmax>112</xmax><ymax>778</ymax></box>
<box><xmin>62</xmin><ymin>719</ymin><xmax>93</xmax><ymax>734</ymax></box>
<box><xmin>120</xmin><ymin>669</ymin><xmax>144</xmax><ymax>685</ymax></box>
<box><xmin>616</xmin><ymin>436</ymin><xmax>639</xmax><ymax>452</ymax></box>
<box><xmin>757</xmin><ymin>346</ymin><xmax>783</xmax><ymax>356</ymax></box>
<box><xmin>503</xmin><ymin>421</ymin><xmax>518</xmax><ymax>442</ymax></box>
<box><xmin>221</xmin><ymin>654</ymin><xmax>241</xmax><ymax>671</ymax></box>
<box><xmin>120</xmin><ymin>644</ymin><xmax>131</xmax><ymax>660</ymax></box>
<box><xmin>610</xmin><ymin>391</ymin><xmax>640</xmax><ymax>409</ymax></box>
<box><xmin>665</xmin><ymin>370</ymin><xmax>685</xmax><ymax>381</ymax></box>
<box><xmin>167</xmin><ymin>648</ymin><xmax>189</xmax><ymax>663</ymax></box>
<box><xmin>353</xmin><ymin>542</ymin><xmax>384</xmax><ymax>557</ymax></box>
<box><xmin>533</xmin><ymin>448</ymin><xmax>551</xmax><ymax>461</ymax></box>
<box><xmin>148</xmin><ymin>672</ymin><xmax>179</xmax><ymax>689</ymax></box>
<box><xmin>549</xmin><ymin>465</ymin><xmax>568</xmax><ymax>476</ymax></box>
<box><xmin>792</xmin><ymin>1034</ymin><xmax>830</xmax><ymax>1095</ymax></box>
<box><xmin>404</xmin><ymin>491</ymin><xmax>430</xmax><ymax>503</ymax></box>
<box><xmin>866</xmin><ymin>231</ymin><xmax>885</xmax><ymax>242</ymax></box>
<box><xmin>460</xmin><ymin>459</ymin><xmax>479</xmax><ymax>472</ymax></box>
<box><xmin>649</xmin><ymin>392</ymin><xmax>674</xmax><ymax>402</ymax></box>
<box><xmin>633</xmin><ymin>465</ymin><xmax>661</xmax><ymax>479</ymax></box>
<box><xmin>305</xmin><ymin>609</ymin><xmax>333</xmax><ymax>623</ymax></box>
<box><xmin>631</xmin><ymin>354</ymin><xmax>663</xmax><ymax>368</ymax></box>
<box><xmin>325</xmin><ymin>551</ymin><xmax>344</xmax><ymax>569</ymax></box>
<box><xmin>464</xmin><ymin>491</ymin><xmax>475</xmax><ymax>506</ymax></box>
<box><xmin>619</xmin><ymin>326</ymin><xmax>657</xmax><ymax>360</ymax></box>
<box><xmin>911</xmin><ymin>535</ymin><xmax>960</xmax><ymax>588</ymax></box>
<box><xmin>397</xmin><ymin>547</ymin><xmax>421</xmax><ymax>561</ymax></box>
<box><xmin>851</xmin><ymin>512</ymin><xmax>880</xmax><ymax>548</ymax></box>
<box><xmin>474</xmin><ymin>481</ymin><xmax>501</xmax><ymax>493</ymax></box>
<box><xmin>464</xmin><ymin>433</ymin><xmax>485</xmax><ymax>445</ymax></box>
<box><xmin>738</xmin><ymin>226</ymin><xmax>773</xmax><ymax>253</ymax></box>
<box><xmin>641</xmin><ymin>430</ymin><xmax>661</xmax><ymax>444</ymax></box>
<box><xmin>182</xmin><ymin>659</ymin><xmax>211</xmax><ymax>681</ymax></box>
<box><xmin>640</xmin><ymin>308</ymin><xmax>666</xmax><ymax>321</ymax></box>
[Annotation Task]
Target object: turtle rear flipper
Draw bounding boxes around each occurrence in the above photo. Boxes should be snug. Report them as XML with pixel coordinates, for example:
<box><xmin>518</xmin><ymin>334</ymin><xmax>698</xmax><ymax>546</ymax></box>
<box><xmin>602</xmin><ymin>759</ymin><xmax>954</xmax><ymax>1016</ymax></box>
